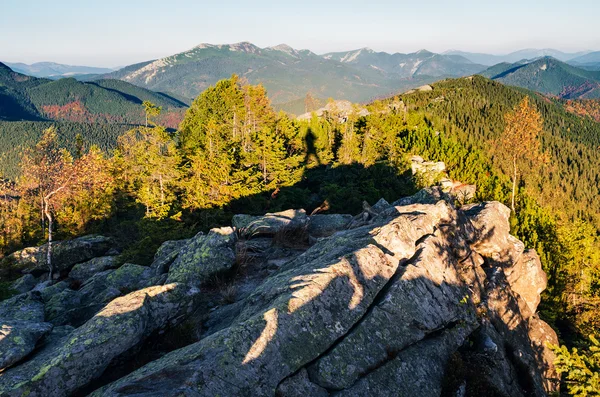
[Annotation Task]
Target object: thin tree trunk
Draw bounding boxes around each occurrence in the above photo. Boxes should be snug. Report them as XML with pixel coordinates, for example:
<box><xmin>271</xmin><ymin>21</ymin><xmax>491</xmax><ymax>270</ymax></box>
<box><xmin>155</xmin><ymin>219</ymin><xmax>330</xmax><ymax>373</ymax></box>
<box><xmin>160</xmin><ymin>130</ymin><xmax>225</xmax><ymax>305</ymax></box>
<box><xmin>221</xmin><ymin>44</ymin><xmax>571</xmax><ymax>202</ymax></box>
<box><xmin>43</xmin><ymin>198</ymin><xmax>53</xmax><ymax>280</ymax></box>
<box><xmin>511</xmin><ymin>155</ymin><xmax>517</xmax><ymax>213</ymax></box>
<box><xmin>159</xmin><ymin>174</ymin><xmax>164</xmax><ymax>207</ymax></box>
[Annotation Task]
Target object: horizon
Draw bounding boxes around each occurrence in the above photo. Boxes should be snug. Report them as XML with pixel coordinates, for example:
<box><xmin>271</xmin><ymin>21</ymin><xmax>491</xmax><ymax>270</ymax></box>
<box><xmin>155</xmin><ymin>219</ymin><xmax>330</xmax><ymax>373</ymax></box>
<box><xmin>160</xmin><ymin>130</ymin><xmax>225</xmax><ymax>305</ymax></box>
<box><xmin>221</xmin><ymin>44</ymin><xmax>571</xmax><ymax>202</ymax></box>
<box><xmin>2</xmin><ymin>0</ymin><xmax>599</xmax><ymax>68</ymax></box>
<box><xmin>2</xmin><ymin>42</ymin><xmax>597</xmax><ymax>70</ymax></box>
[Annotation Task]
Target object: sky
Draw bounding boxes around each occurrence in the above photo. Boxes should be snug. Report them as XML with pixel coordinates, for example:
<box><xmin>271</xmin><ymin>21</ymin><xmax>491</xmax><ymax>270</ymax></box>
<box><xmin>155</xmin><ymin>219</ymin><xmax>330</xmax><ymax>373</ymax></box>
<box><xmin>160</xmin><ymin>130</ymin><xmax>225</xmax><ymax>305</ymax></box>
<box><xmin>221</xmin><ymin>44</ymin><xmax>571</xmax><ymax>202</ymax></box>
<box><xmin>1</xmin><ymin>0</ymin><xmax>599</xmax><ymax>68</ymax></box>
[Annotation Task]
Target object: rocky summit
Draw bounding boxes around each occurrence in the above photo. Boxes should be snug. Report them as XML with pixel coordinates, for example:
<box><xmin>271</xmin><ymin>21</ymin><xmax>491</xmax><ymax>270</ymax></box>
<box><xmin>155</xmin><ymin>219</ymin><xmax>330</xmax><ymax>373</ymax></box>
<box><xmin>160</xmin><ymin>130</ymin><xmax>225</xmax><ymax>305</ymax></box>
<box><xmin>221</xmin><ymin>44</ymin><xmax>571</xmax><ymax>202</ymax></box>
<box><xmin>0</xmin><ymin>188</ymin><xmax>558</xmax><ymax>396</ymax></box>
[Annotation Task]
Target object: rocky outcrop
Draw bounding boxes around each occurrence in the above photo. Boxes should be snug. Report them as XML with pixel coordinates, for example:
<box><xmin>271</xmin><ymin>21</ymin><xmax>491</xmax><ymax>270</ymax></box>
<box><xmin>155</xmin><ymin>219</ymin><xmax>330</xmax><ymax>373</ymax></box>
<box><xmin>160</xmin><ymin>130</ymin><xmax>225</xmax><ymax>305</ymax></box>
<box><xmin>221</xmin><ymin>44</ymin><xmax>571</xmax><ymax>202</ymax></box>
<box><xmin>166</xmin><ymin>227</ymin><xmax>237</xmax><ymax>286</ymax></box>
<box><xmin>0</xmin><ymin>235</ymin><xmax>113</xmax><ymax>278</ymax></box>
<box><xmin>233</xmin><ymin>209</ymin><xmax>308</xmax><ymax>237</ymax></box>
<box><xmin>0</xmin><ymin>190</ymin><xmax>559</xmax><ymax>397</ymax></box>
<box><xmin>68</xmin><ymin>256</ymin><xmax>119</xmax><ymax>283</ymax></box>
<box><xmin>11</xmin><ymin>274</ymin><xmax>37</xmax><ymax>294</ymax></box>
<box><xmin>150</xmin><ymin>238</ymin><xmax>190</xmax><ymax>275</ymax></box>
<box><xmin>0</xmin><ymin>284</ymin><xmax>199</xmax><ymax>397</ymax></box>
<box><xmin>0</xmin><ymin>292</ymin><xmax>53</xmax><ymax>370</ymax></box>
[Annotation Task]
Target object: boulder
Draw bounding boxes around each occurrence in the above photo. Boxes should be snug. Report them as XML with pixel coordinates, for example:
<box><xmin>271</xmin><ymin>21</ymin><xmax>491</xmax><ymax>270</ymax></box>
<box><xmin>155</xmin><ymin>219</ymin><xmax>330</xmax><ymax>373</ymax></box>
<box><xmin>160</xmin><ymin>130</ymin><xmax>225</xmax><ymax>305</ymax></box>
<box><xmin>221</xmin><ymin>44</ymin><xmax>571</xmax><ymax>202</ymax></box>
<box><xmin>505</xmin><ymin>249</ymin><xmax>547</xmax><ymax>313</ymax></box>
<box><xmin>233</xmin><ymin>209</ymin><xmax>308</xmax><ymax>237</ymax></box>
<box><xmin>150</xmin><ymin>238</ymin><xmax>190</xmax><ymax>275</ymax></box>
<box><xmin>528</xmin><ymin>315</ymin><xmax>560</xmax><ymax>394</ymax></box>
<box><xmin>0</xmin><ymin>320</ymin><xmax>53</xmax><ymax>370</ymax></box>
<box><xmin>45</xmin><ymin>264</ymin><xmax>155</xmax><ymax>326</ymax></box>
<box><xmin>0</xmin><ymin>291</ymin><xmax>45</xmax><ymax>322</ymax></box>
<box><xmin>462</xmin><ymin>202</ymin><xmax>524</xmax><ymax>266</ymax></box>
<box><xmin>167</xmin><ymin>227</ymin><xmax>237</xmax><ymax>286</ymax></box>
<box><xmin>11</xmin><ymin>274</ymin><xmax>37</xmax><ymax>294</ymax></box>
<box><xmin>308</xmin><ymin>230</ymin><xmax>477</xmax><ymax>390</ymax></box>
<box><xmin>93</xmin><ymin>202</ymin><xmax>453</xmax><ymax>396</ymax></box>
<box><xmin>0</xmin><ymin>235</ymin><xmax>113</xmax><ymax>277</ymax></box>
<box><xmin>337</xmin><ymin>325</ymin><xmax>473</xmax><ymax>397</ymax></box>
<box><xmin>68</xmin><ymin>256</ymin><xmax>119</xmax><ymax>283</ymax></box>
<box><xmin>0</xmin><ymin>292</ymin><xmax>52</xmax><ymax>370</ymax></box>
<box><xmin>307</xmin><ymin>213</ymin><xmax>352</xmax><ymax>238</ymax></box>
<box><xmin>0</xmin><ymin>283</ymin><xmax>199</xmax><ymax>397</ymax></box>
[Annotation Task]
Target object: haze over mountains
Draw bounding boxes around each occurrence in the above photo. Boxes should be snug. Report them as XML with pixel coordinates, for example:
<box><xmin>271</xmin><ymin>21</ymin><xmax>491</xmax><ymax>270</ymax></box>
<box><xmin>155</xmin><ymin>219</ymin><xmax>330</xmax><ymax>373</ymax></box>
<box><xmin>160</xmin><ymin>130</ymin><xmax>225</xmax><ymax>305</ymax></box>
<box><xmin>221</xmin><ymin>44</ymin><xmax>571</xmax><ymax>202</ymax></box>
<box><xmin>4</xmin><ymin>43</ymin><xmax>600</xmax><ymax>105</ymax></box>
<box><xmin>92</xmin><ymin>42</ymin><xmax>485</xmax><ymax>103</ymax></box>
<box><xmin>4</xmin><ymin>62</ymin><xmax>115</xmax><ymax>79</ymax></box>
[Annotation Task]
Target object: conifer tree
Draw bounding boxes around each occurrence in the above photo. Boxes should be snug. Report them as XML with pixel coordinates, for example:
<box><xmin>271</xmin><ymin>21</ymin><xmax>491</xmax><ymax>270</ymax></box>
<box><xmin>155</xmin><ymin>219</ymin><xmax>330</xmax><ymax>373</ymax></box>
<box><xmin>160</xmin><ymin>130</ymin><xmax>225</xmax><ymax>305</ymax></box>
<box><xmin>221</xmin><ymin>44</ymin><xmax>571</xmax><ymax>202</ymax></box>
<box><xmin>498</xmin><ymin>96</ymin><xmax>545</xmax><ymax>212</ymax></box>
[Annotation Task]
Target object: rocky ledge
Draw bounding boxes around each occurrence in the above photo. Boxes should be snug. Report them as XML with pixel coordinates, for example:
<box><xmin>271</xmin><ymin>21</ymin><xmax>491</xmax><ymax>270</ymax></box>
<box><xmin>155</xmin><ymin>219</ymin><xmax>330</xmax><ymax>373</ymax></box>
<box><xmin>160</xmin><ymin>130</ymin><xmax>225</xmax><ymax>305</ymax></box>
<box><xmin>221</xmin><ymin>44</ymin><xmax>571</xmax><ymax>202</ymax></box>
<box><xmin>0</xmin><ymin>188</ymin><xmax>559</xmax><ymax>396</ymax></box>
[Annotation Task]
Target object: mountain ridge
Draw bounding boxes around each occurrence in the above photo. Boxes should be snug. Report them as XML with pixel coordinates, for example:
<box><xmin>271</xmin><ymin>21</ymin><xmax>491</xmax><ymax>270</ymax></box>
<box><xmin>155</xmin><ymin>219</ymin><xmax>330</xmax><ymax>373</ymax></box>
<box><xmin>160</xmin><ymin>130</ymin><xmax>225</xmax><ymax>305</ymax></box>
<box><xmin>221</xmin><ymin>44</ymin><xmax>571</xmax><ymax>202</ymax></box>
<box><xmin>96</xmin><ymin>42</ymin><xmax>486</xmax><ymax>102</ymax></box>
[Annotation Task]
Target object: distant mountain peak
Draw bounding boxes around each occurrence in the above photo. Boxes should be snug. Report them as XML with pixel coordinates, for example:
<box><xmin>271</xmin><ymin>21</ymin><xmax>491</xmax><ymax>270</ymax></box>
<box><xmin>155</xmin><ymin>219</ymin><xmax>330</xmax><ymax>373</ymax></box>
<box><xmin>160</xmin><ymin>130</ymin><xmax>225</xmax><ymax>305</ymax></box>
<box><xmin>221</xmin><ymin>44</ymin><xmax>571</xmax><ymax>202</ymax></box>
<box><xmin>266</xmin><ymin>44</ymin><xmax>299</xmax><ymax>57</ymax></box>
<box><xmin>229</xmin><ymin>42</ymin><xmax>261</xmax><ymax>54</ymax></box>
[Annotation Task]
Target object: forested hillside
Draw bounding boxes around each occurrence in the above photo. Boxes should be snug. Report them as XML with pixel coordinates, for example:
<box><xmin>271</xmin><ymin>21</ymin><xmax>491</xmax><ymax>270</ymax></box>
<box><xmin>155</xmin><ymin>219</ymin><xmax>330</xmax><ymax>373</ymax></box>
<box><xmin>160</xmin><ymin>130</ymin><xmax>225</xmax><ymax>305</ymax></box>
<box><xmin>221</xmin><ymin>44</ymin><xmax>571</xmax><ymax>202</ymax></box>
<box><xmin>480</xmin><ymin>57</ymin><xmax>600</xmax><ymax>98</ymax></box>
<box><xmin>1</xmin><ymin>75</ymin><xmax>599</xmax><ymax>394</ymax></box>
<box><xmin>0</xmin><ymin>63</ymin><xmax>188</xmax><ymax>176</ymax></box>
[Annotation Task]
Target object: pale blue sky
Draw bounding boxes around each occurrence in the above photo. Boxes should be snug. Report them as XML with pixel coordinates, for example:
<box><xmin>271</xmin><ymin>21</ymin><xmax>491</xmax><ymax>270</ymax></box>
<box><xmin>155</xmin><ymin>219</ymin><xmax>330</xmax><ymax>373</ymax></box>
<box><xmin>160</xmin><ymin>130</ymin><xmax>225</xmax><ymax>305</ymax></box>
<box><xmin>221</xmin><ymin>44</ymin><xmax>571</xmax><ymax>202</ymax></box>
<box><xmin>1</xmin><ymin>0</ymin><xmax>598</xmax><ymax>67</ymax></box>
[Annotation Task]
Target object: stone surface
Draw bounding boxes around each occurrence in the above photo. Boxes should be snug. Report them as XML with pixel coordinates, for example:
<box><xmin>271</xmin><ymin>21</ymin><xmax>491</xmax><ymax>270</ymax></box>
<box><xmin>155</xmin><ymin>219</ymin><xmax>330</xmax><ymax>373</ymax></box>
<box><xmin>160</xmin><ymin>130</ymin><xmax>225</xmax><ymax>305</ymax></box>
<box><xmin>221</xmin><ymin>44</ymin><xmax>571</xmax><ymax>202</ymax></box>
<box><xmin>0</xmin><ymin>235</ymin><xmax>113</xmax><ymax>277</ymax></box>
<box><xmin>462</xmin><ymin>201</ymin><xmax>524</xmax><ymax>266</ymax></box>
<box><xmin>0</xmin><ymin>191</ymin><xmax>559</xmax><ymax>397</ymax></box>
<box><xmin>0</xmin><ymin>292</ymin><xmax>52</xmax><ymax>371</ymax></box>
<box><xmin>45</xmin><ymin>264</ymin><xmax>155</xmax><ymax>326</ymax></box>
<box><xmin>0</xmin><ymin>283</ymin><xmax>199</xmax><ymax>397</ymax></box>
<box><xmin>276</xmin><ymin>368</ymin><xmax>329</xmax><ymax>397</ymax></box>
<box><xmin>505</xmin><ymin>249</ymin><xmax>547</xmax><ymax>314</ymax></box>
<box><xmin>233</xmin><ymin>209</ymin><xmax>308</xmax><ymax>237</ymax></box>
<box><xmin>307</xmin><ymin>213</ymin><xmax>352</xmax><ymax>238</ymax></box>
<box><xmin>93</xmin><ymin>202</ymin><xmax>453</xmax><ymax>396</ymax></box>
<box><xmin>68</xmin><ymin>256</ymin><xmax>119</xmax><ymax>283</ymax></box>
<box><xmin>167</xmin><ymin>227</ymin><xmax>237</xmax><ymax>286</ymax></box>
<box><xmin>308</xmin><ymin>229</ymin><xmax>476</xmax><ymax>390</ymax></box>
<box><xmin>150</xmin><ymin>238</ymin><xmax>190</xmax><ymax>275</ymax></box>
<box><xmin>0</xmin><ymin>320</ymin><xmax>53</xmax><ymax>370</ymax></box>
<box><xmin>11</xmin><ymin>274</ymin><xmax>37</xmax><ymax>294</ymax></box>
<box><xmin>337</xmin><ymin>325</ymin><xmax>473</xmax><ymax>397</ymax></box>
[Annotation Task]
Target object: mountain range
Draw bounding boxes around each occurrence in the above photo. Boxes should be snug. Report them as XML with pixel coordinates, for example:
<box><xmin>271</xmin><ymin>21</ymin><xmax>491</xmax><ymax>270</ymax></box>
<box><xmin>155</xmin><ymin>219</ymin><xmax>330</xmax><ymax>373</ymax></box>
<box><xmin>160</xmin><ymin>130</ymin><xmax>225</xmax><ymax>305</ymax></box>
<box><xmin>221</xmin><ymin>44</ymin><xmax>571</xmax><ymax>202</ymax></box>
<box><xmin>92</xmin><ymin>42</ymin><xmax>486</xmax><ymax>103</ymax></box>
<box><xmin>480</xmin><ymin>56</ymin><xmax>600</xmax><ymax>99</ymax></box>
<box><xmin>444</xmin><ymin>48</ymin><xmax>590</xmax><ymax>66</ymax></box>
<box><xmin>0</xmin><ymin>62</ymin><xmax>187</xmax><ymax>124</ymax></box>
<box><xmin>4</xmin><ymin>62</ymin><xmax>115</xmax><ymax>79</ymax></box>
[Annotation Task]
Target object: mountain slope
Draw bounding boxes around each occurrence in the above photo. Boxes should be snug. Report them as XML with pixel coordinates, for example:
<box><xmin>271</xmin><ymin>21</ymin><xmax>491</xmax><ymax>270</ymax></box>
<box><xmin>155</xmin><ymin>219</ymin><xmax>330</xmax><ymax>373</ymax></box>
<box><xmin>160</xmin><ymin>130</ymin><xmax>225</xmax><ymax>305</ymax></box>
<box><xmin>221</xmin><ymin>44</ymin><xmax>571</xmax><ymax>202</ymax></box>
<box><xmin>479</xmin><ymin>57</ymin><xmax>600</xmax><ymax>98</ymax></box>
<box><xmin>0</xmin><ymin>63</ymin><xmax>187</xmax><ymax>124</ymax></box>
<box><xmin>445</xmin><ymin>49</ymin><xmax>590</xmax><ymax>66</ymax></box>
<box><xmin>0</xmin><ymin>63</ymin><xmax>189</xmax><ymax>177</ymax></box>
<box><xmin>99</xmin><ymin>43</ymin><xmax>485</xmax><ymax>103</ymax></box>
<box><xmin>322</xmin><ymin>48</ymin><xmax>485</xmax><ymax>78</ymax></box>
<box><xmin>4</xmin><ymin>62</ymin><xmax>114</xmax><ymax>78</ymax></box>
<box><xmin>568</xmin><ymin>51</ymin><xmax>600</xmax><ymax>71</ymax></box>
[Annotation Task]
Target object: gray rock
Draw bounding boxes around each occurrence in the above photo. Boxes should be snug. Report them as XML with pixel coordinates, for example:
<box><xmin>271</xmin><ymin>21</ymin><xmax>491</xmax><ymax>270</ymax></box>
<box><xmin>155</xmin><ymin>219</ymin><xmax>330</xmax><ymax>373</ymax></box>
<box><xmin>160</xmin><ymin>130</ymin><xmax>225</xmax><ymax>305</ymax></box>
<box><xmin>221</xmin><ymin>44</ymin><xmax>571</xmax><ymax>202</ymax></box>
<box><xmin>392</xmin><ymin>186</ymin><xmax>449</xmax><ymax>207</ymax></box>
<box><xmin>462</xmin><ymin>202</ymin><xmax>524</xmax><ymax>265</ymax></box>
<box><xmin>337</xmin><ymin>325</ymin><xmax>473</xmax><ymax>397</ymax></box>
<box><xmin>93</xmin><ymin>202</ymin><xmax>453</xmax><ymax>396</ymax></box>
<box><xmin>150</xmin><ymin>238</ymin><xmax>191</xmax><ymax>275</ymax></box>
<box><xmin>276</xmin><ymin>368</ymin><xmax>329</xmax><ymax>397</ymax></box>
<box><xmin>0</xmin><ymin>320</ymin><xmax>53</xmax><ymax>370</ymax></box>
<box><xmin>0</xmin><ymin>235</ymin><xmax>113</xmax><ymax>277</ymax></box>
<box><xmin>307</xmin><ymin>214</ymin><xmax>352</xmax><ymax>238</ymax></box>
<box><xmin>167</xmin><ymin>227</ymin><xmax>237</xmax><ymax>287</ymax></box>
<box><xmin>233</xmin><ymin>209</ymin><xmax>308</xmax><ymax>237</ymax></box>
<box><xmin>0</xmin><ymin>291</ymin><xmax>45</xmax><ymax>322</ymax></box>
<box><xmin>0</xmin><ymin>292</ymin><xmax>52</xmax><ymax>370</ymax></box>
<box><xmin>11</xmin><ymin>274</ymin><xmax>37</xmax><ymax>294</ymax></box>
<box><xmin>68</xmin><ymin>256</ymin><xmax>119</xmax><ymax>283</ymax></box>
<box><xmin>0</xmin><ymin>283</ymin><xmax>199</xmax><ymax>397</ymax></box>
<box><xmin>505</xmin><ymin>249</ymin><xmax>547</xmax><ymax>314</ymax></box>
<box><xmin>45</xmin><ymin>264</ymin><xmax>155</xmax><ymax>326</ymax></box>
<box><xmin>308</xmin><ymin>229</ymin><xmax>476</xmax><ymax>390</ymax></box>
